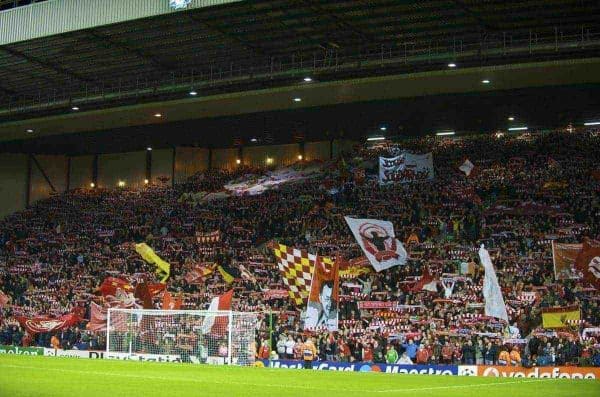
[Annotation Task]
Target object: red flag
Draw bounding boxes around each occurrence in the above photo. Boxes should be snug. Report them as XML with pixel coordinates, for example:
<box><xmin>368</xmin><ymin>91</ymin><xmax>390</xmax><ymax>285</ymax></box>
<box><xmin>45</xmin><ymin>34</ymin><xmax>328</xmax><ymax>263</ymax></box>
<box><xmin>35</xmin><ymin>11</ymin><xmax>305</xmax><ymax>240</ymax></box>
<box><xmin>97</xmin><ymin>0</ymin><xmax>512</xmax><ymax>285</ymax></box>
<box><xmin>409</xmin><ymin>267</ymin><xmax>437</xmax><ymax>293</ymax></box>
<box><xmin>86</xmin><ymin>302</ymin><xmax>108</xmax><ymax>332</ymax></box>
<box><xmin>99</xmin><ymin>277</ymin><xmax>133</xmax><ymax>297</ymax></box>
<box><xmin>575</xmin><ymin>240</ymin><xmax>600</xmax><ymax>289</ymax></box>
<box><xmin>147</xmin><ymin>283</ymin><xmax>166</xmax><ymax>297</ymax></box>
<box><xmin>134</xmin><ymin>282</ymin><xmax>154</xmax><ymax>309</ymax></box>
<box><xmin>17</xmin><ymin>313</ymin><xmax>82</xmax><ymax>334</ymax></box>
<box><xmin>162</xmin><ymin>291</ymin><xmax>183</xmax><ymax>310</ymax></box>
<box><xmin>184</xmin><ymin>263</ymin><xmax>215</xmax><ymax>284</ymax></box>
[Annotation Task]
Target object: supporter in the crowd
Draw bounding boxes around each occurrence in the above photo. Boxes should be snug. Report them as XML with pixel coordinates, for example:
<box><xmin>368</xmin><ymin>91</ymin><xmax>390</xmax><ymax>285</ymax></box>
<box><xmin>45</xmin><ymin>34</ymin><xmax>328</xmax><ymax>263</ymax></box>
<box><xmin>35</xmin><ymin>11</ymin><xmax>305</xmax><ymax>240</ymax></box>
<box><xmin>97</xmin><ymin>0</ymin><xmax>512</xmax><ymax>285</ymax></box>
<box><xmin>385</xmin><ymin>344</ymin><xmax>398</xmax><ymax>364</ymax></box>
<box><xmin>302</xmin><ymin>337</ymin><xmax>317</xmax><ymax>369</ymax></box>
<box><xmin>397</xmin><ymin>351</ymin><xmax>413</xmax><ymax>364</ymax></box>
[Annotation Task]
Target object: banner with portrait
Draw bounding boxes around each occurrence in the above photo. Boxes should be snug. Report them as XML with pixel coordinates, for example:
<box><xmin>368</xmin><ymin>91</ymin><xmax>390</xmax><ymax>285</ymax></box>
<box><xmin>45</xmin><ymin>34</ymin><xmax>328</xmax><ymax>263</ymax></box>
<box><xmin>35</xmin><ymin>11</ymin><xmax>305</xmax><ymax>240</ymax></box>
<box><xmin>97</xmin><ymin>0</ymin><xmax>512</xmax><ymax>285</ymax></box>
<box><xmin>379</xmin><ymin>152</ymin><xmax>434</xmax><ymax>184</ymax></box>
<box><xmin>344</xmin><ymin>217</ymin><xmax>407</xmax><ymax>272</ymax></box>
<box><xmin>304</xmin><ymin>256</ymin><xmax>339</xmax><ymax>331</ymax></box>
<box><xmin>552</xmin><ymin>241</ymin><xmax>582</xmax><ymax>280</ymax></box>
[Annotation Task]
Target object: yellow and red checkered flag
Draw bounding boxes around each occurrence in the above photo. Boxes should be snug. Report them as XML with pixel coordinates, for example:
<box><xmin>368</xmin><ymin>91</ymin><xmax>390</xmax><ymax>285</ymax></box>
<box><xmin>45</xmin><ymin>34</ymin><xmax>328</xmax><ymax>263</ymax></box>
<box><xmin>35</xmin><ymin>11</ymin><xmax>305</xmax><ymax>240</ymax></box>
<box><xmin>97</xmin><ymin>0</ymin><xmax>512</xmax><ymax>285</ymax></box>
<box><xmin>271</xmin><ymin>242</ymin><xmax>335</xmax><ymax>306</ymax></box>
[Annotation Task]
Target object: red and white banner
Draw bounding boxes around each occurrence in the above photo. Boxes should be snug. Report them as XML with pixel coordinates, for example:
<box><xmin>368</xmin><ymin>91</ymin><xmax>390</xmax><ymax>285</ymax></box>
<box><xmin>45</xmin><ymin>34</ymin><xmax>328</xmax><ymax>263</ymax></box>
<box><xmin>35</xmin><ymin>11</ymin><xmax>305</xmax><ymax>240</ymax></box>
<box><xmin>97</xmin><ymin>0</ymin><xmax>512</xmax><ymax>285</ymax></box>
<box><xmin>17</xmin><ymin>313</ymin><xmax>82</xmax><ymax>334</ymax></box>
<box><xmin>345</xmin><ymin>217</ymin><xmax>407</xmax><ymax>272</ymax></box>
<box><xmin>379</xmin><ymin>152</ymin><xmax>434</xmax><ymax>184</ymax></box>
<box><xmin>263</xmin><ymin>289</ymin><xmax>290</xmax><ymax>299</ymax></box>
<box><xmin>202</xmin><ymin>289</ymin><xmax>233</xmax><ymax>336</ymax></box>
<box><xmin>304</xmin><ymin>257</ymin><xmax>340</xmax><ymax>331</ymax></box>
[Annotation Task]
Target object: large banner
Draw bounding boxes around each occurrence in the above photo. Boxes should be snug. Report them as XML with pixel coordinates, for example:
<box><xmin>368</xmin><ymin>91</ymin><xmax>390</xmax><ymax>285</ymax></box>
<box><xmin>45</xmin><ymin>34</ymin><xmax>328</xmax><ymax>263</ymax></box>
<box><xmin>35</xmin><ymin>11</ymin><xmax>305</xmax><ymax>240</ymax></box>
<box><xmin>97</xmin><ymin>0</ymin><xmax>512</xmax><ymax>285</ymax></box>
<box><xmin>459</xmin><ymin>365</ymin><xmax>600</xmax><ymax>379</ymax></box>
<box><xmin>379</xmin><ymin>152</ymin><xmax>434</xmax><ymax>184</ymax></box>
<box><xmin>16</xmin><ymin>313</ymin><xmax>82</xmax><ymax>334</ymax></box>
<box><xmin>344</xmin><ymin>217</ymin><xmax>407</xmax><ymax>272</ymax></box>
<box><xmin>478</xmin><ymin>246</ymin><xmax>509</xmax><ymax>322</ymax></box>
<box><xmin>552</xmin><ymin>241</ymin><xmax>583</xmax><ymax>280</ymax></box>
<box><xmin>304</xmin><ymin>257</ymin><xmax>339</xmax><ymax>331</ymax></box>
<box><xmin>260</xmin><ymin>360</ymin><xmax>457</xmax><ymax>375</ymax></box>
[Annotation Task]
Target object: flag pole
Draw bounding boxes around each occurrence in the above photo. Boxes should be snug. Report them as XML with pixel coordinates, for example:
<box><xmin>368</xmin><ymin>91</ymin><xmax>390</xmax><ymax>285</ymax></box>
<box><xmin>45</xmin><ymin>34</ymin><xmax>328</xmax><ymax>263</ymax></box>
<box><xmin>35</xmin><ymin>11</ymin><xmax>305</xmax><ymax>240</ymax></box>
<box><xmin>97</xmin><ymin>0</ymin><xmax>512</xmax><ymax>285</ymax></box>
<box><xmin>268</xmin><ymin>309</ymin><xmax>273</xmax><ymax>366</ymax></box>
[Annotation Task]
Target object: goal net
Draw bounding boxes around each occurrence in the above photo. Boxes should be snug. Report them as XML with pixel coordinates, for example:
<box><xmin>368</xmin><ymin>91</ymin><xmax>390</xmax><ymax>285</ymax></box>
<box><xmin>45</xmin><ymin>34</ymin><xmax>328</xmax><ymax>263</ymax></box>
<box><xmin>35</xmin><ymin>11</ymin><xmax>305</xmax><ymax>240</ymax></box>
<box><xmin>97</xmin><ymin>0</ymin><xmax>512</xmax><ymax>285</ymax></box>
<box><xmin>106</xmin><ymin>309</ymin><xmax>258</xmax><ymax>366</ymax></box>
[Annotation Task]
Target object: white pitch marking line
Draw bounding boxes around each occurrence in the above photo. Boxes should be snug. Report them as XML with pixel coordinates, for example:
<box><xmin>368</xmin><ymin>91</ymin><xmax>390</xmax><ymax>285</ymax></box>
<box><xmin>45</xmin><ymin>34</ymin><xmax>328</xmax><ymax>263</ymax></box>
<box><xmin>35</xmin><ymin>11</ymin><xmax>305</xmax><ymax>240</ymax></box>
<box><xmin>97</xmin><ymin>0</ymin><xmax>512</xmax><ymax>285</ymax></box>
<box><xmin>0</xmin><ymin>363</ymin><xmax>559</xmax><ymax>395</ymax></box>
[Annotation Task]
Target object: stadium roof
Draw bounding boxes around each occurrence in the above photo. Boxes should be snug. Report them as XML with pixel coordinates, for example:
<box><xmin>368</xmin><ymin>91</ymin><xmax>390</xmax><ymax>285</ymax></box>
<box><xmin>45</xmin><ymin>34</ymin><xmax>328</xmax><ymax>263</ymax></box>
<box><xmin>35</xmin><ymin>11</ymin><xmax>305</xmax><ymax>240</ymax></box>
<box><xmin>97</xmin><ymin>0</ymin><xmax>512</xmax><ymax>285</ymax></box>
<box><xmin>0</xmin><ymin>0</ymin><xmax>599</xmax><ymax>146</ymax></box>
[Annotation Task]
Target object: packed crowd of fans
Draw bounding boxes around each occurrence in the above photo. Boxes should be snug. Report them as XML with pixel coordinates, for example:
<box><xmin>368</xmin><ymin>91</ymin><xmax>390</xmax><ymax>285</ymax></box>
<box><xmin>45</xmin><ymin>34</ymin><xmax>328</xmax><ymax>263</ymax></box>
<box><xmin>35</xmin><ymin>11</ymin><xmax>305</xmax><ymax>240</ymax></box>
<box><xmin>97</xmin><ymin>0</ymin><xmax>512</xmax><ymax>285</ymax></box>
<box><xmin>0</xmin><ymin>129</ymin><xmax>599</xmax><ymax>367</ymax></box>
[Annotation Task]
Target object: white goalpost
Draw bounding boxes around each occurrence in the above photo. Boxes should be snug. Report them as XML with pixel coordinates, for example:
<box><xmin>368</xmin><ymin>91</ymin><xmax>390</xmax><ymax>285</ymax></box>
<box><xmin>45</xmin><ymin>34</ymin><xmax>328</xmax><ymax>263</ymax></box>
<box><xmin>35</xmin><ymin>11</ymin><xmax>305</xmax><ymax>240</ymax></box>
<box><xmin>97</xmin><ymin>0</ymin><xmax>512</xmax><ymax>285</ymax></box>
<box><xmin>106</xmin><ymin>309</ymin><xmax>258</xmax><ymax>366</ymax></box>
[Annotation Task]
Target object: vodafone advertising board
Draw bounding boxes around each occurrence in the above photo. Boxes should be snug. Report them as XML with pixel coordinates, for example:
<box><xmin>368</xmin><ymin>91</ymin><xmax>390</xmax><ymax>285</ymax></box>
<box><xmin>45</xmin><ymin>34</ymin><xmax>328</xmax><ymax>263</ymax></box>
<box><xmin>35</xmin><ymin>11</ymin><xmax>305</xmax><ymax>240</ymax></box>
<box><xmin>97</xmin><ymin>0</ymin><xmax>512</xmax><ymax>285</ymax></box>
<box><xmin>459</xmin><ymin>365</ymin><xmax>600</xmax><ymax>379</ymax></box>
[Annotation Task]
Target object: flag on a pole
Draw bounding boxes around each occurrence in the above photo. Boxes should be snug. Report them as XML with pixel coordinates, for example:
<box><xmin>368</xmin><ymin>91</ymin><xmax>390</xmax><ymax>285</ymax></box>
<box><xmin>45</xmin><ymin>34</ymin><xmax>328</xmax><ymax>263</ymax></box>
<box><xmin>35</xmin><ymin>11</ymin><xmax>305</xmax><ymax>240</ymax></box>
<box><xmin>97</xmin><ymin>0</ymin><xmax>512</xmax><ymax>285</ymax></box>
<box><xmin>479</xmin><ymin>245</ymin><xmax>509</xmax><ymax>323</ymax></box>
<box><xmin>202</xmin><ymin>289</ymin><xmax>233</xmax><ymax>335</ymax></box>
<box><xmin>304</xmin><ymin>256</ymin><xmax>340</xmax><ymax>331</ymax></box>
<box><xmin>344</xmin><ymin>217</ymin><xmax>407</xmax><ymax>272</ymax></box>
<box><xmin>271</xmin><ymin>242</ymin><xmax>334</xmax><ymax>305</ymax></box>
<box><xmin>184</xmin><ymin>263</ymin><xmax>215</xmax><ymax>284</ymax></box>
<box><xmin>135</xmin><ymin>243</ymin><xmax>171</xmax><ymax>283</ymax></box>
<box><xmin>217</xmin><ymin>263</ymin><xmax>241</xmax><ymax>284</ymax></box>
<box><xmin>459</xmin><ymin>159</ymin><xmax>475</xmax><ymax>176</ymax></box>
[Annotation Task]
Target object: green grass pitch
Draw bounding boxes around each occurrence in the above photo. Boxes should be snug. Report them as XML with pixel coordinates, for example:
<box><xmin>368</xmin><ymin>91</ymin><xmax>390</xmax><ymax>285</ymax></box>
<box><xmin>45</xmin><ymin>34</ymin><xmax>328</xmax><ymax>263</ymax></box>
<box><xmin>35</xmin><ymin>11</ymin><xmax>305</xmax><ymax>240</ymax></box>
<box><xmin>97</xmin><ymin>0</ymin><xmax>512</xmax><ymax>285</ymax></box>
<box><xmin>1</xmin><ymin>355</ymin><xmax>598</xmax><ymax>397</ymax></box>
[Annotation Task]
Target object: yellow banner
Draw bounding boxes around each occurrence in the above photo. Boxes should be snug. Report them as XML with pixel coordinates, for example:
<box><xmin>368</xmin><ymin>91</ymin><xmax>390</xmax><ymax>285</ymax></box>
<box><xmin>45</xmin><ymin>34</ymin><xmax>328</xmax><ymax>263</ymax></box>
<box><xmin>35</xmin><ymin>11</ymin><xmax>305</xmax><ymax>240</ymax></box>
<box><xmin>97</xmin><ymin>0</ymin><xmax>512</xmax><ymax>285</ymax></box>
<box><xmin>541</xmin><ymin>306</ymin><xmax>580</xmax><ymax>328</ymax></box>
<box><xmin>135</xmin><ymin>243</ymin><xmax>171</xmax><ymax>283</ymax></box>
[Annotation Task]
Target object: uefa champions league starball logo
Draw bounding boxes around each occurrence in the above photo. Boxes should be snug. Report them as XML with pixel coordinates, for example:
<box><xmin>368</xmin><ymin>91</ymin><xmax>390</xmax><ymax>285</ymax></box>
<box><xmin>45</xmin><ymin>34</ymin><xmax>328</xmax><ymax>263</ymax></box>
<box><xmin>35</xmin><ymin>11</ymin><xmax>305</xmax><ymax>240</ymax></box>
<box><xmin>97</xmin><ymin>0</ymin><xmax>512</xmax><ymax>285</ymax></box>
<box><xmin>169</xmin><ymin>0</ymin><xmax>192</xmax><ymax>10</ymax></box>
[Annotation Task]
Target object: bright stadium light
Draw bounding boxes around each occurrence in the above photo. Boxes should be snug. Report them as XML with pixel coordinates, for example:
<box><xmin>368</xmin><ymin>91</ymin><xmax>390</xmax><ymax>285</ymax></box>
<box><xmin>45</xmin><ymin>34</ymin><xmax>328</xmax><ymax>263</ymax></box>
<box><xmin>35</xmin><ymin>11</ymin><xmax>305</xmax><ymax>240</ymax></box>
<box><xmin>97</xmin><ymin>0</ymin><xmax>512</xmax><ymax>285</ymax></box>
<box><xmin>584</xmin><ymin>121</ymin><xmax>600</xmax><ymax>126</ymax></box>
<box><xmin>144</xmin><ymin>179</ymin><xmax>149</xmax><ymax>185</ymax></box>
<box><xmin>147</xmin><ymin>147</ymin><xmax>152</xmax><ymax>151</ymax></box>
<box><xmin>303</xmin><ymin>77</ymin><xmax>312</xmax><ymax>82</ymax></box>
<box><xmin>89</xmin><ymin>182</ymin><xmax>95</xmax><ymax>188</ymax></box>
<box><xmin>26</xmin><ymin>129</ymin><xmax>34</xmax><ymax>133</ymax></box>
<box><xmin>250</xmin><ymin>138</ymin><xmax>258</xmax><ymax>143</ymax></box>
<box><xmin>380</xmin><ymin>126</ymin><xmax>387</xmax><ymax>131</ymax></box>
<box><xmin>236</xmin><ymin>159</ymin><xmax>241</xmax><ymax>164</ymax></box>
<box><xmin>508</xmin><ymin>126</ymin><xmax>528</xmax><ymax>131</ymax></box>
<box><xmin>266</xmin><ymin>157</ymin><xmax>274</xmax><ymax>164</ymax></box>
<box><xmin>118</xmin><ymin>180</ymin><xmax>126</xmax><ymax>187</ymax></box>
<box><xmin>293</xmin><ymin>97</ymin><xmax>302</xmax><ymax>102</ymax></box>
<box><xmin>508</xmin><ymin>116</ymin><xmax>515</xmax><ymax>121</ymax></box>
<box><xmin>154</xmin><ymin>113</ymin><xmax>162</xmax><ymax>118</ymax></box>
<box><xmin>367</xmin><ymin>136</ymin><xmax>385</xmax><ymax>141</ymax></box>
<box><xmin>189</xmin><ymin>90</ymin><xmax>198</xmax><ymax>96</ymax></box>
<box><xmin>436</xmin><ymin>131</ymin><xmax>455</xmax><ymax>136</ymax></box>
<box><xmin>297</xmin><ymin>154</ymin><xmax>303</xmax><ymax>160</ymax></box>
<box><xmin>71</xmin><ymin>106</ymin><xmax>79</xmax><ymax>111</ymax></box>
<box><xmin>448</xmin><ymin>63</ymin><xmax>457</xmax><ymax>68</ymax></box>
<box><xmin>482</xmin><ymin>79</ymin><xmax>491</xmax><ymax>84</ymax></box>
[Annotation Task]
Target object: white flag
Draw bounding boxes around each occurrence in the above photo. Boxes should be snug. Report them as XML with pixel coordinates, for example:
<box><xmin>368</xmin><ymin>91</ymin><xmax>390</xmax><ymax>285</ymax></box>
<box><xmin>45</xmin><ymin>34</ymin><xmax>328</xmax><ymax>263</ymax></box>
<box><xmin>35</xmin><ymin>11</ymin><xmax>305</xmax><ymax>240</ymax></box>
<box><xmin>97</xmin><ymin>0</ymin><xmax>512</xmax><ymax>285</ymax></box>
<box><xmin>344</xmin><ymin>217</ymin><xmax>407</xmax><ymax>272</ymax></box>
<box><xmin>459</xmin><ymin>159</ymin><xmax>475</xmax><ymax>176</ymax></box>
<box><xmin>478</xmin><ymin>245</ymin><xmax>509</xmax><ymax>322</ymax></box>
